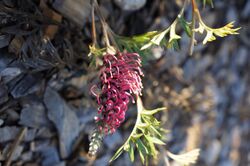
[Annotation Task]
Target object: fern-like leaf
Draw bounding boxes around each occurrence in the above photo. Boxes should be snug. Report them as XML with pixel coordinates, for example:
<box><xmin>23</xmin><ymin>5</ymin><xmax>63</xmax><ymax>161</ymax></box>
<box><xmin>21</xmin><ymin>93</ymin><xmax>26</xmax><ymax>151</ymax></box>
<box><xmin>109</xmin><ymin>96</ymin><xmax>166</xmax><ymax>164</ymax></box>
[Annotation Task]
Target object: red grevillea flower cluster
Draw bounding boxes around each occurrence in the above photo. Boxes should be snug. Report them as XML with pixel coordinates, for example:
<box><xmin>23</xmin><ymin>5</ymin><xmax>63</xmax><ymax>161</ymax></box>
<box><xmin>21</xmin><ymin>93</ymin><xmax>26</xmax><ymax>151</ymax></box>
<box><xmin>91</xmin><ymin>52</ymin><xmax>143</xmax><ymax>133</ymax></box>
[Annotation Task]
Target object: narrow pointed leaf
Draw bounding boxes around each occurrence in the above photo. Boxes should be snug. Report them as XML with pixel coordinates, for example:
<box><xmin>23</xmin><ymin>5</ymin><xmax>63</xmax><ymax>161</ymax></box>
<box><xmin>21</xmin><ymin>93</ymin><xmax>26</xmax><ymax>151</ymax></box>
<box><xmin>145</xmin><ymin>135</ymin><xmax>158</xmax><ymax>156</ymax></box>
<box><xmin>149</xmin><ymin>125</ymin><xmax>162</xmax><ymax>137</ymax></box>
<box><xmin>141</xmin><ymin>107</ymin><xmax>166</xmax><ymax>115</ymax></box>
<box><xmin>178</xmin><ymin>16</ymin><xmax>191</xmax><ymax>37</ymax></box>
<box><xmin>109</xmin><ymin>146</ymin><xmax>125</xmax><ymax>162</ymax></box>
<box><xmin>147</xmin><ymin>136</ymin><xmax>165</xmax><ymax>145</ymax></box>
<box><xmin>136</xmin><ymin>139</ymin><xmax>149</xmax><ymax>154</ymax></box>
<box><xmin>138</xmin><ymin>148</ymin><xmax>145</xmax><ymax>164</ymax></box>
<box><xmin>131</xmin><ymin>133</ymin><xmax>143</xmax><ymax>139</ymax></box>
<box><xmin>128</xmin><ymin>141</ymin><xmax>135</xmax><ymax>162</ymax></box>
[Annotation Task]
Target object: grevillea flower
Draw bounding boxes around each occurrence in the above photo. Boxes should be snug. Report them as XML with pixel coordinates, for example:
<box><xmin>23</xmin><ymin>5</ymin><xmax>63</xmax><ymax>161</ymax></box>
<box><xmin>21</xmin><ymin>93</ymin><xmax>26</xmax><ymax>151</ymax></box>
<box><xmin>91</xmin><ymin>52</ymin><xmax>143</xmax><ymax>134</ymax></box>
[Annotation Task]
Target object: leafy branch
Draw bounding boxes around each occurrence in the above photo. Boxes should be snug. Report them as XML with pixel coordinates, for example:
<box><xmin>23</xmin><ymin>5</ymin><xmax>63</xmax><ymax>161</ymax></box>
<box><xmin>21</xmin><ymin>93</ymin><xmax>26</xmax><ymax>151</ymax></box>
<box><xmin>88</xmin><ymin>0</ymin><xmax>240</xmax><ymax>61</ymax></box>
<box><xmin>192</xmin><ymin>0</ymin><xmax>240</xmax><ymax>45</ymax></box>
<box><xmin>87</xmin><ymin>1</ymin><xmax>240</xmax><ymax>164</ymax></box>
<box><xmin>110</xmin><ymin>0</ymin><xmax>240</xmax><ymax>56</ymax></box>
<box><xmin>112</xmin><ymin>0</ymin><xmax>188</xmax><ymax>55</ymax></box>
<box><xmin>109</xmin><ymin>96</ymin><xmax>167</xmax><ymax>164</ymax></box>
<box><xmin>194</xmin><ymin>20</ymin><xmax>240</xmax><ymax>44</ymax></box>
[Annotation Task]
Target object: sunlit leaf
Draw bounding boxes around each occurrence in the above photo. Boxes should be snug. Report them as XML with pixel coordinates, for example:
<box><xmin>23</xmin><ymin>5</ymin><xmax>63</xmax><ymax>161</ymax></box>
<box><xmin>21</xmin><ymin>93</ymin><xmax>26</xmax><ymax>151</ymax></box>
<box><xmin>203</xmin><ymin>30</ymin><xmax>215</xmax><ymax>44</ymax></box>
<box><xmin>149</xmin><ymin>125</ymin><xmax>162</xmax><ymax>137</ymax></box>
<box><xmin>141</xmin><ymin>28</ymin><xmax>170</xmax><ymax>50</ymax></box>
<box><xmin>151</xmin><ymin>28</ymin><xmax>170</xmax><ymax>45</ymax></box>
<box><xmin>88</xmin><ymin>45</ymin><xmax>106</xmax><ymax>57</ymax></box>
<box><xmin>141</xmin><ymin>107</ymin><xmax>166</xmax><ymax>115</ymax></box>
<box><xmin>132</xmin><ymin>31</ymin><xmax>158</xmax><ymax>43</ymax></box>
<box><xmin>145</xmin><ymin>135</ymin><xmax>166</xmax><ymax>145</ymax></box>
<box><xmin>137</xmin><ymin>122</ymin><xmax>149</xmax><ymax>128</ymax></box>
<box><xmin>167</xmin><ymin>149</ymin><xmax>200</xmax><ymax>166</ymax></box>
<box><xmin>131</xmin><ymin>133</ymin><xmax>143</xmax><ymax>139</ymax></box>
<box><xmin>169</xmin><ymin>22</ymin><xmax>181</xmax><ymax>43</ymax></box>
<box><xmin>194</xmin><ymin>23</ymin><xmax>205</xmax><ymax>34</ymax></box>
<box><xmin>195</xmin><ymin>20</ymin><xmax>240</xmax><ymax>44</ymax></box>
<box><xmin>128</xmin><ymin>141</ymin><xmax>135</xmax><ymax>162</ymax></box>
<box><xmin>145</xmin><ymin>136</ymin><xmax>158</xmax><ymax>156</ymax></box>
<box><xmin>124</xmin><ymin>142</ymin><xmax>130</xmax><ymax>151</ymax></box>
<box><xmin>109</xmin><ymin>146</ymin><xmax>125</xmax><ymax>162</ymax></box>
<box><xmin>138</xmin><ymin>148</ymin><xmax>145</xmax><ymax>164</ymax></box>
<box><xmin>140</xmin><ymin>41</ymin><xmax>154</xmax><ymax>50</ymax></box>
<box><xmin>213</xmin><ymin>22</ymin><xmax>240</xmax><ymax>37</ymax></box>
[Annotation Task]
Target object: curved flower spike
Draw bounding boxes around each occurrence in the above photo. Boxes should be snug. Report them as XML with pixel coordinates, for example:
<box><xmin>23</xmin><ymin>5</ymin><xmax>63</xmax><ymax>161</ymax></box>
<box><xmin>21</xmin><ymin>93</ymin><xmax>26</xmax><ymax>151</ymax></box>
<box><xmin>91</xmin><ymin>52</ymin><xmax>144</xmax><ymax>134</ymax></box>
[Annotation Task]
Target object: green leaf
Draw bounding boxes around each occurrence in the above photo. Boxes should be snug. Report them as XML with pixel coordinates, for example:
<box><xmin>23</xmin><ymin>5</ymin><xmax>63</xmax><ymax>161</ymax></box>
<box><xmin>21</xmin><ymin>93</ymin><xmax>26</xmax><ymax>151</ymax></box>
<box><xmin>145</xmin><ymin>136</ymin><xmax>157</xmax><ymax>156</ymax></box>
<box><xmin>149</xmin><ymin>125</ymin><xmax>162</xmax><ymax>137</ymax></box>
<box><xmin>109</xmin><ymin>146</ymin><xmax>125</xmax><ymax>162</ymax></box>
<box><xmin>131</xmin><ymin>133</ymin><xmax>143</xmax><ymax>139</ymax></box>
<box><xmin>124</xmin><ymin>142</ymin><xmax>130</xmax><ymax>151</ymax></box>
<box><xmin>88</xmin><ymin>45</ymin><xmax>106</xmax><ymax>57</ymax></box>
<box><xmin>132</xmin><ymin>31</ymin><xmax>158</xmax><ymax>43</ymax></box>
<box><xmin>136</xmin><ymin>139</ymin><xmax>149</xmax><ymax>164</ymax></box>
<box><xmin>136</xmin><ymin>139</ymin><xmax>149</xmax><ymax>154</ymax></box>
<box><xmin>141</xmin><ymin>107</ymin><xmax>166</xmax><ymax>115</ymax></box>
<box><xmin>138</xmin><ymin>148</ymin><xmax>145</xmax><ymax>164</ymax></box>
<box><xmin>141</xmin><ymin>28</ymin><xmax>170</xmax><ymax>50</ymax></box>
<box><xmin>167</xmin><ymin>39</ymin><xmax>180</xmax><ymax>50</ymax></box>
<box><xmin>137</xmin><ymin>122</ymin><xmax>148</xmax><ymax>128</ymax></box>
<box><xmin>178</xmin><ymin>16</ymin><xmax>191</xmax><ymax>37</ymax></box>
<box><xmin>128</xmin><ymin>141</ymin><xmax>135</xmax><ymax>162</ymax></box>
<box><xmin>109</xmin><ymin>97</ymin><xmax>167</xmax><ymax>164</ymax></box>
<box><xmin>147</xmin><ymin>136</ymin><xmax>166</xmax><ymax>145</ymax></box>
<box><xmin>124</xmin><ymin>42</ymin><xmax>133</xmax><ymax>53</ymax></box>
<box><xmin>141</xmin><ymin>116</ymin><xmax>161</xmax><ymax>132</ymax></box>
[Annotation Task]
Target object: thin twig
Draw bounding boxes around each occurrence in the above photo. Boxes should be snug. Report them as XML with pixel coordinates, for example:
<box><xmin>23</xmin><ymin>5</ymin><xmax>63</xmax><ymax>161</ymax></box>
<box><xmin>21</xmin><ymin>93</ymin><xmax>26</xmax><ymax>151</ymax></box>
<box><xmin>188</xmin><ymin>0</ymin><xmax>199</xmax><ymax>55</ymax></box>
<box><xmin>91</xmin><ymin>1</ymin><xmax>97</xmax><ymax>46</ymax></box>
<box><xmin>4</xmin><ymin>127</ymin><xmax>27</xmax><ymax>166</ymax></box>
<box><xmin>93</xmin><ymin>0</ymin><xmax>110</xmax><ymax>47</ymax></box>
<box><xmin>188</xmin><ymin>9</ymin><xmax>196</xmax><ymax>55</ymax></box>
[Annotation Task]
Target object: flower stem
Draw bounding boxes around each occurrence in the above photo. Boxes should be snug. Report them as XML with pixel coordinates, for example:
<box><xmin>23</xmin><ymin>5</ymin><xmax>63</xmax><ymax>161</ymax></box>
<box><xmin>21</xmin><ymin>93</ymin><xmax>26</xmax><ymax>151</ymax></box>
<box><xmin>93</xmin><ymin>0</ymin><xmax>111</xmax><ymax>47</ymax></box>
<box><xmin>189</xmin><ymin>0</ymin><xmax>197</xmax><ymax>55</ymax></box>
<box><xmin>91</xmin><ymin>1</ymin><xmax>97</xmax><ymax>47</ymax></box>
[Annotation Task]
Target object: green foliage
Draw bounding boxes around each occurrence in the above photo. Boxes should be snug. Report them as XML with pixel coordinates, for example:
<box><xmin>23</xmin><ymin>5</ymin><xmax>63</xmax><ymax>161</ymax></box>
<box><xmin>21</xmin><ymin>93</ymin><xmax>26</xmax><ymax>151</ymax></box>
<box><xmin>88</xmin><ymin>1</ymin><xmax>240</xmax><ymax>165</ymax></box>
<box><xmin>111</xmin><ymin>2</ymin><xmax>188</xmax><ymax>54</ymax></box>
<box><xmin>113</xmin><ymin>19</ymin><xmax>183</xmax><ymax>56</ymax></box>
<box><xmin>113</xmin><ymin>31</ymin><xmax>158</xmax><ymax>61</ymax></box>
<box><xmin>110</xmin><ymin>0</ymin><xmax>239</xmax><ymax>55</ymax></box>
<box><xmin>109</xmin><ymin>97</ymin><xmax>167</xmax><ymax>164</ymax></box>
<box><xmin>194</xmin><ymin>21</ymin><xmax>240</xmax><ymax>44</ymax></box>
<box><xmin>88</xmin><ymin>45</ymin><xmax>106</xmax><ymax>67</ymax></box>
<box><xmin>88</xmin><ymin>45</ymin><xmax>117</xmax><ymax>67</ymax></box>
<box><xmin>178</xmin><ymin>16</ymin><xmax>191</xmax><ymax>37</ymax></box>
